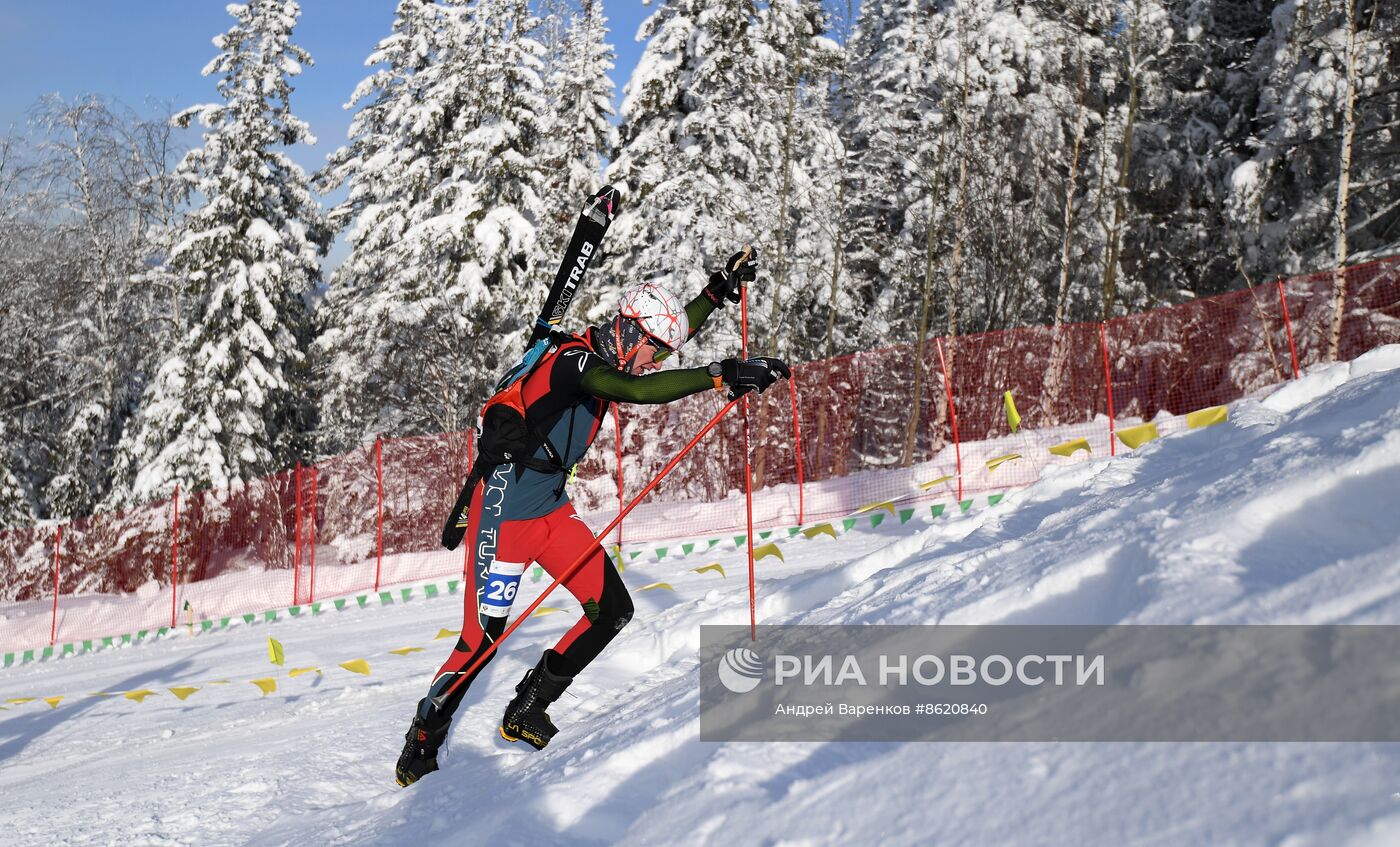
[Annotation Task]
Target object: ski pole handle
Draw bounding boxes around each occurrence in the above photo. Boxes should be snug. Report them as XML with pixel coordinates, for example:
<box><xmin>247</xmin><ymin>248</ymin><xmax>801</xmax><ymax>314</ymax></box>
<box><xmin>440</xmin><ymin>397</ymin><xmax>743</xmax><ymax>701</ymax></box>
<box><xmin>727</xmin><ymin>244</ymin><xmax>755</xmax><ymax>303</ymax></box>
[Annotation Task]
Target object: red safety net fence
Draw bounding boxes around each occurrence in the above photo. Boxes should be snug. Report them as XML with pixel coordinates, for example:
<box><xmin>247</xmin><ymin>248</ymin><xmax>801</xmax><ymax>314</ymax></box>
<box><xmin>2</xmin><ymin>256</ymin><xmax>1398</xmax><ymax>654</ymax></box>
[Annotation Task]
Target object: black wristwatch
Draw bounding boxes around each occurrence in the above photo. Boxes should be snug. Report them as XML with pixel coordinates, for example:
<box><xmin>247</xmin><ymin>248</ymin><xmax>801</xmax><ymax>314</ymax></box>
<box><xmin>707</xmin><ymin>361</ymin><xmax>724</xmax><ymax>391</ymax></box>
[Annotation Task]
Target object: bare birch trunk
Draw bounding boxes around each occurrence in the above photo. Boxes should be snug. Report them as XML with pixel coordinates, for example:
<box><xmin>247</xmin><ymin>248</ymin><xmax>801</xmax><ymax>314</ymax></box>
<box><xmin>901</xmin><ymin>140</ymin><xmax>949</xmax><ymax>467</ymax></box>
<box><xmin>1329</xmin><ymin>0</ymin><xmax>1359</xmax><ymax>362</ymax></box>
<box><xmin>942</xmin><ymin>40</ymin><xmax>974</xmax><ymax>397</ymax></box>
<box><xmin>1101</xmin><ymin>2</ymin><xmax>1143</xmax><ymax>322</ymax></box>
<box><xmin>1043</xmin><ymin>52</ymin><xmax>1090</xmax><ymax>424</ymax></box>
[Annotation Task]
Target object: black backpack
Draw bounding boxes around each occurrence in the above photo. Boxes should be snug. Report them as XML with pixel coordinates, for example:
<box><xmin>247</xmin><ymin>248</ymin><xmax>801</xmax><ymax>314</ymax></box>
<box><xmin>439</xmin><ymin>332</ymin><xmax>579</xmax><ymax>550</ymax></box>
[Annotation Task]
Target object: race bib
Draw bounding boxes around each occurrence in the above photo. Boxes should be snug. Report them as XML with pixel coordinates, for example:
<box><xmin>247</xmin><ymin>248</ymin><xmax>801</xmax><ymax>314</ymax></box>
<box><xmin>479</xmin><ymin>560</ymin><xmax>526</xmax><ymax>618</ymax></box>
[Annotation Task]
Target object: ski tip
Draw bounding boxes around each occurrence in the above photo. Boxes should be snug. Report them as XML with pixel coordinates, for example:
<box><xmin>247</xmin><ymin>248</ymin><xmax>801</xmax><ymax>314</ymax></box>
<box><xmin>594</xmin><ymin>184</ymin><xmax>621</xmax><ymax>217</ymax></box>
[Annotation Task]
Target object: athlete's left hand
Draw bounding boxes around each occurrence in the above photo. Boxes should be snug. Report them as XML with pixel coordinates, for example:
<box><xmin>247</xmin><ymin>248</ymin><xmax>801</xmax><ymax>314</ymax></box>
<box><xmin>702</xmin><ymin>246</ymin><xmax>758</xmax><ymax>307</ymax></box>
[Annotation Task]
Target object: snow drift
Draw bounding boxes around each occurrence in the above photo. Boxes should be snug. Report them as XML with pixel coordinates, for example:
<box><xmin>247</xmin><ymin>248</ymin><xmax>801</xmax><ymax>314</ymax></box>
<box><xmin>3</xmin><ymin>346</ymin><xmax>1400</xmax><ymax>846</ymax></box>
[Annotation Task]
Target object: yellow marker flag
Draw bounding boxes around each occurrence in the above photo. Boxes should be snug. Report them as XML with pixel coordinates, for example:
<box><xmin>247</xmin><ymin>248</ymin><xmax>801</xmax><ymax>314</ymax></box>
<box><xmin>693</xmin><ymin>563</ymin><xmax>726</xmax><ymax>578</ymax></box>
<box><xmin>250</xmin><ymin>678</ymin><xmax>278</xmax><ymax>696</ymax></box>
<box><xmin>389</xmin><ymin>647</ymin><xmax>425</xmax><ymax>656</ymax></box>
<box><xmin>531</xmin><ymin>607</ymin><xmax>565</xmax><ymax>617</ymax></box>
<box><xmin>268</xmin><ymin>637</ymin><xmax>286</xmax><ymax>666</ymax></box>
<box><xmin>434</xmin><ymin>628</ymin><xmax>460</xmax><ymax>640</ymax></box>
<box><xmin>43</xmin><ymin>696</ymin><xmax>63</xmax><ymax>709</ymax></box>
<box><xmin>205</xmin><ymin>680</ymin><xmax>232</xmax><ymax>685</ymax></box>
<box><xmin>169</xmin><ymin>687</ymin><xmax>199</xmax><ymax>701</ymax></box>
<box><xmin>5</xmin><ymin>697</ymin><xmax>35</xmax><ymax>705</ymax></box>
<box><xmin>639</xmin><ymin>582</ymin><xmax>674</xmax><ymax>592</ymax></box>
<box><xmin>1004</xmin><ymin>391</ymin><xmax>1021</xmax><ymax>433</ymax></box>
<box><xmin>753</xmin><ymin>543</ymin><xmax>785</xmax><ymax>562</ymax></box>
<box><xmin>124</xmin><ymin>690</ymin><xmax>157</xmax><ymax>703</ymax></box>
<box><xmin>1117</xmin><ymin>422</ymin><xmax>1160</xmax><ymax>450</ymax></box>
<box><xmin>1187</xmin><ymin>405</ymin><xmax>1228</xmax><ymax>429</ymax></box>
<box><xmin>289</xmin><ymin>667</ymin><xmax>322</xmax><ymax>678</ymax></box>
<box><xmin>339</xmin><ymin>659</ymin><xmax>372</xmax><ymax>676</ymax></box>
<box><xmin>1049</xmin><ymin>438</ymin><xmax>1091</xmax><ymax>457</ymax></box>
<box><xmin>88</xmin><ymin>692</ymin><xmax>118</xmax><ymax>698</ymax></box>
<box><xmin>918</xmin><ymin>475</ymin><xmax>955</xmax><ymax>491</ymax></box>
<box><xmin>985</xmin><ymin>453</ymin><xmax>1023</xmax><ymax>472</ymax></box>
<box><xmin>855</xmin><ymin>501</ymin><xmax>896</xmax><ymax>516</ymax></box>
<box><xmin>801</xmin><ymin>523</ymin><xmax>837</xmax><ymax>540</ymax></box>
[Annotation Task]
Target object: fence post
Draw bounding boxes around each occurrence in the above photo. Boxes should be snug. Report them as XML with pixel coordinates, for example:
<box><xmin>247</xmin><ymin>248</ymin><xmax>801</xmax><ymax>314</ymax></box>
<box><xmin>788</xmin><ymin>369</ymin><xmax>805</xmax><ymax>526</ymax></box>
<box><xmin>613</xmin><ymin>408</ymin><xmax>624</xmax><ymax>555</ymax></box>
<box><xmin>294</xmin><ymin>461</ymin><xmax>302</xmax><ymax>605</ymax></box>
<box><xmin>1278</xmin><ymin>279</ymin><xmax>1301</xmax><ymax>380</ymax></box>
<box><xmin>309</xmin><ymin>465</ymin><xmax>318</xmax><ymax>604</ymax></box>
<box><xmin>935</xmin><ymin>338</ymin><xmax>963</xmax><ymax>503</ymax></box>
<box><xmin>375</xmin><ymin>436</ymin><xmax>384</xmax><ymax>592</ymax></box>
<box><xmin>50</xmin><ymin>525</ymin><xmax>61</xmax><ymax>645</ymax></box>
<box><xmin>1099</xmin><ymin>323</ymin><xmax>1117</xmax><ymax>457</ymax></box>
<box><xmin>170</xmin><ymin>485</ymin><xmax>180</xmax><ymax>629</ymax></box>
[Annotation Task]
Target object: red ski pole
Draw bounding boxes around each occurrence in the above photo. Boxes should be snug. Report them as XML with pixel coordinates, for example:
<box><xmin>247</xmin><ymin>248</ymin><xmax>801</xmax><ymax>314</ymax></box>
<box><xmin>739</xmin><ymin>275</ymin><xmax>757</xmax><ymax>642</ymax></box>
<box><xmin>437</xmin><ymin>397</ymin><xmax>742</xmax><ymax>704</ymax></box>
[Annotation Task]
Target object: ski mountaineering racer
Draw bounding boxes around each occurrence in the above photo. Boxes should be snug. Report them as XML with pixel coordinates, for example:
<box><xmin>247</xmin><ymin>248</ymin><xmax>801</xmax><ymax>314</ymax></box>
<box><xmin>396</xmin><ymin>248</ymin><xmax>791</xmax><ymax>786</ymax></box>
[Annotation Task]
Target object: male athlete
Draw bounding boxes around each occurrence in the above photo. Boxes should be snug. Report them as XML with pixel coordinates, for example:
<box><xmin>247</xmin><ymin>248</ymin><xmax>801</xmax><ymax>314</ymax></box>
<box><xmin>396</xmin><ymin>249</ymin><xmax>790</xmax><ymax>786</ymax></box>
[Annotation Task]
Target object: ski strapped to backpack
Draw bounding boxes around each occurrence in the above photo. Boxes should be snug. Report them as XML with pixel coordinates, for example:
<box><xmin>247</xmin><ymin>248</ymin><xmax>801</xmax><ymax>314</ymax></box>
<box><xmin>440</xmin><ymin>185</ymin><xmax>621</xmax><ymax>551</ymax></box>
<box><xmin>532</xmin><ymin>184</ymin><xmax>619</xmax><ymax>344</ymax></box>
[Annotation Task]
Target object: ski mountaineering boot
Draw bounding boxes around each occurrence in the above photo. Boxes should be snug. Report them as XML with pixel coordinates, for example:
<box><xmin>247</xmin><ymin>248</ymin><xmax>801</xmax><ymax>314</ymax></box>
<box><xmin>500</xmin><ymin>651</ymin><xmax>574</xmax><ymax>750</ymax></box>
<box><xmin>396</xmin><ymin>708</ymin><xmax>450</xmax><ymax>787</ymax></box>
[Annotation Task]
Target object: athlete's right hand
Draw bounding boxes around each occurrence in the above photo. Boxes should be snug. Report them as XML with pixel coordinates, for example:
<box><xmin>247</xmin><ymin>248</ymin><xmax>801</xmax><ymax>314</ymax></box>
<box><xmin>719</xmin><ymin>356</ymin><xmax>790</xmax><ymax>399</ymax></box>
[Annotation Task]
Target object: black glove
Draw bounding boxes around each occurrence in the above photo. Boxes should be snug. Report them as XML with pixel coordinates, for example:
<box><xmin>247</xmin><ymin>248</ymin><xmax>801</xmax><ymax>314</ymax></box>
<box><xmin>701</xmin><ymin>246</ymin><xmax>759</xmax><ymax>307</ymax></box>
<box><xmin>718</xmin><ymin>356</ymin><xmax>791</xmax><ymax>399</ymax></box>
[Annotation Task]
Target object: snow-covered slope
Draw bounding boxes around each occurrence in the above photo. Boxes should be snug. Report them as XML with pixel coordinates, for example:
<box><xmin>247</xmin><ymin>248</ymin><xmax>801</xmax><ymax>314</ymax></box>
<box><xmin>4</xmin><ymin>347</ymin><xmax>1400</xmax><ymax>846</ymax></box>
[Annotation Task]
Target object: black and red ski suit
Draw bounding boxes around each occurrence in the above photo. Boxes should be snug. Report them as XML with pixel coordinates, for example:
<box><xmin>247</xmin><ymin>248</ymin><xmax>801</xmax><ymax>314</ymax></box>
<box><xmin>415</xmin><ymin>298</ymin><xmax>720</xmax><ymax>730</ymax></box>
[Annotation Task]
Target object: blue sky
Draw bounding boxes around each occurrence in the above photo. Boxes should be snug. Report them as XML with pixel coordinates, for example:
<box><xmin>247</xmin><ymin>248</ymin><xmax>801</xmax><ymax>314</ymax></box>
<box><xmin>0</xmin><ymin>1</ymin><xmax>855</xmax><ymax>266</ymax></box>
<box><xmin>0</xmin><ymin>1</ymin><xmax>660</xmax><ymax>266</ymax></box>
<box><xmin>0</xmin><ymin>1</ymin><xmax>657</xmax><ymax>177</ymax></box>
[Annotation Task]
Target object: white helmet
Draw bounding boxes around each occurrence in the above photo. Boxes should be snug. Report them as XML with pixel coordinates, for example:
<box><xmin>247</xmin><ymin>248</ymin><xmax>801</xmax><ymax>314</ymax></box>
<box><xmin>617</xmin><ymin>281</ymin><xmax>689</xmax><ymax>354</ymax></box>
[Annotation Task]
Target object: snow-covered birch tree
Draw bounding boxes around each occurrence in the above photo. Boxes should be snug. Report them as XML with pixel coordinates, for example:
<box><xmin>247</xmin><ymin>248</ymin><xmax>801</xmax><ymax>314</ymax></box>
<box><xmin>1223</xmin><ymin>0</ymin><xmax>1396</xmax><ymax>359</ymax></box>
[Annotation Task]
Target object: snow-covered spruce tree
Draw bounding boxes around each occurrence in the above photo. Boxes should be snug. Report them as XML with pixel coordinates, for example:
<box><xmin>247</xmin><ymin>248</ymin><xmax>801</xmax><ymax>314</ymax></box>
<box><xmin>109</xmin><ymin>0</ymin><xmax>329</xmax><ymax>507</ymax></box>
<box><xmin>604</xmin><ymin>0</ymin><xmax>714</xmax><ymax>343</ymax></box>
<box><xmin>608</xmin><ymin>0</ymin><xmax>840</xmax><ymax>366</ymax></box>
<box><xmin>841</xmin><ymin>0</ymin><xmax>965</xmax><ymax>354</ymax></box>
<box><xmin>743</xmin><ymin>0</ymin><xmax>842</xmax><ymax>484</ymax></box>
<box><xmin>822</xmin><ymin>0</ymin><xmax>902</xmax><ymax>360</ymax></box>
<box><xmin>317</xmin><ymin>0</ymin><xmax>448</xmax><ymax>448</ymax></box>
<box><xmin>834</xmin><ymin>0</ymin><xmax>948</xmax><ymax>467</ymax></box>
<box><xmin>319</xmin><ymin>0</ymin><xmax>548</xmax><ymax>447</ymax></box>
<box><xmin>0</xmin><ymin>420</ymin><xmax>34</xmax><ymax>530</ymax></box>
<box><xmin>1124</xmin><ymin>0</ymin><xmax>1274</xmax><ymax>301</ymax></box>
<box><xmin>605</xmin><ymin>0</ymin><xmax>754</xmax><ymax>362</ymax></box>
<box><xmin>1093</xmin><ymin>0</ymin><xmax>1172</xmax><ymax>319</ymax></box>
<box><xmin>534</xmin><ymin>0</ymin><xmax>618</xmax><ymax>322</ymax></box>
<box><xmin>749</xmin><ymin>0</ymin><xmax>843</xmax><ymax>362</ymax></box>
<box><xmin>841</xmin><ymin>0</ymin><xmax>1097</xmax><ymax>460</ymax></box>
